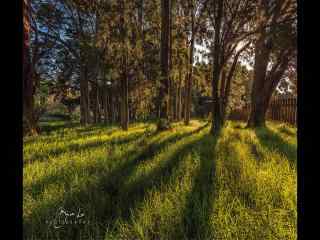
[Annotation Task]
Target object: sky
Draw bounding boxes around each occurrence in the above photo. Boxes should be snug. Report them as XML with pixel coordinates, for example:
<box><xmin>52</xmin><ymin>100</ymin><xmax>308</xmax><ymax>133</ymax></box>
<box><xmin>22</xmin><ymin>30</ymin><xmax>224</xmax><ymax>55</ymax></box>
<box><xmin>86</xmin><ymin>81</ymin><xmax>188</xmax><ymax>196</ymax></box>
<box><xmin>194</xmin><ymin>43</ymin><xmax>253</xmax><ymax>71</ymax></box>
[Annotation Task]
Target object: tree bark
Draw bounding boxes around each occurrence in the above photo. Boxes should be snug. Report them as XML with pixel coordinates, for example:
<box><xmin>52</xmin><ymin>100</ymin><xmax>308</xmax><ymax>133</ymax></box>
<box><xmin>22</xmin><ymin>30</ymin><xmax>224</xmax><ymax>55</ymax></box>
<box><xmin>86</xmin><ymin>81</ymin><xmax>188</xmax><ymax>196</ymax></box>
<box><xmin>184</xmin><ymin>8</ymin><xmax>195</xmax><ymax>126</ymax></box>
<box><xmin>97</xmin><ymin>87</ymin><xmax>102</xmax><ymax>123</ymax></box>
<box><xmin>169</xmin><ymin>0</ymin><xmax>174</xmax><ymax>121</ymax></box>
<box><xmin>121</xmin><ymin>62</ymin><xmax>129</xmax><ymax>130</ymax></box>
<box><xmin>80</xmin><ymin>64</ymin><xmax>90</xmax><ymax>125</ymax></box>
<box><xmin>103</xmin><ymin>85</ymin><xmax>108</xmax><ymax>124</ymax></box>
<box><xmin>157</xmin><ymin>0</ymin><xmax>171</xmax><ymax>130</ymax></box>
<box><xmin>246</xmin><ymin>0</ymin><xmax>295</xmax><ymax>128</ymax></box>
<box><xmin>119</xmin><ymin>0</ymin><xmax>129</xmax><ymax>131</ymax></box>
<box><xmin>92</xmin><ymin>81</ymin><xmax>99</xmax><ymax>124</ymax></box>
<box><xmin>210</xmin><ymin>0</ymin><xmax>223</xmax><ymax>135</ymax></box>
<box><xmin>23</xmin><ymin>0</ymin><xmax>39</xmax><ymax>136</ymax></box>
<box><xmin>109</xmin><ymin>89</ymin><xmax>114</xmax><ymax>123</ymax></box>
<box><xmin>176</xmin><ymin>67</ymin><xmax>183</xmax><ymax>121</ymax></box>
<box><xmin>247</xmin><ymin>97</ymin><xmax>269</xmax><ymax>127</ymax></box>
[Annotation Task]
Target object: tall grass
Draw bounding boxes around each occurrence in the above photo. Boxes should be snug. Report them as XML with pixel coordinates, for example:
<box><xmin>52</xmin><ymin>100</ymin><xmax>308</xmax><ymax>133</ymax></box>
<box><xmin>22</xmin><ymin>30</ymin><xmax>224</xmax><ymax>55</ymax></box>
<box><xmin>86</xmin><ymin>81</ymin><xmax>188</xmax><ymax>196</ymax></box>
<box><xmin>23</xmin><ymin>120</ymin><xmax>296</xmax><ymax>239</ymax></box>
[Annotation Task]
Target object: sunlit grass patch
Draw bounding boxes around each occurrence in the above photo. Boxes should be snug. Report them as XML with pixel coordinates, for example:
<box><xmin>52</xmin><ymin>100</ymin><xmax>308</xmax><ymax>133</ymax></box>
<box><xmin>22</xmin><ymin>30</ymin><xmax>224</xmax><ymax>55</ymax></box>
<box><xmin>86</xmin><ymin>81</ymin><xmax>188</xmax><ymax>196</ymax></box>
<box><xmin>211</xmin><ymin>121</ymin><xmax>297</xmax><ymax>240</ymax></box>
<box><xmin>23</xmin><ymin>120</ymin><xmax>296</xmax><ymax>240</ymax></box>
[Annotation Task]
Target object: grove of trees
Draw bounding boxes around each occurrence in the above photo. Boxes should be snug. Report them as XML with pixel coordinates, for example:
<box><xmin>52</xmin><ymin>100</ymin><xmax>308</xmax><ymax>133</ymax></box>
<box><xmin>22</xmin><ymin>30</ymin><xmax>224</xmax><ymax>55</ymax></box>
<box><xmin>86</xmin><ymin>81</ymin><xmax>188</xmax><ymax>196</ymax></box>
<box><xmin>23</xmin><ymin>0</ymin><xmax>297</xmax><ymax>136</ymax></box>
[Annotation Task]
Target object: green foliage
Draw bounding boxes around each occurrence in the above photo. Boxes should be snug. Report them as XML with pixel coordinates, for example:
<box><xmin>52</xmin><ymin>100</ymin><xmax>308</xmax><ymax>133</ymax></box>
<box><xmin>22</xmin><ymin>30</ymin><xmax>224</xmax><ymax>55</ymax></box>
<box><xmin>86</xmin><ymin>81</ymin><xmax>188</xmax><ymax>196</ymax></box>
<box><xmin>24</xmin><ymin>120</ymin><xmax>296</xmax><ymax>239</ymax></box>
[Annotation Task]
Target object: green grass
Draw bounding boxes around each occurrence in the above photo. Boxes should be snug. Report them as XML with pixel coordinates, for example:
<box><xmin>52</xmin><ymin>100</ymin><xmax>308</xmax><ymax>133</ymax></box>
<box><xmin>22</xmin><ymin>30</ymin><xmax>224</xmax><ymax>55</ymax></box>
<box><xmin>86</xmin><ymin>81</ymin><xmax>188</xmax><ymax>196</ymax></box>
<box><xmin>23</xmin><ymin>120</ymin><xmax>297</xmax><ymax>240</ymax></box>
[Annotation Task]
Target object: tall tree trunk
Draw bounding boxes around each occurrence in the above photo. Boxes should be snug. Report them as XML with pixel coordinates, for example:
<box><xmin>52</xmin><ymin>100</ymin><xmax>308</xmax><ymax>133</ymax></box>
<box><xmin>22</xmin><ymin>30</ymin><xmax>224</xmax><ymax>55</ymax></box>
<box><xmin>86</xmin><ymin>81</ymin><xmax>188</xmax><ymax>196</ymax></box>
<box><xmin>23</xmin><ymin>0</ymin><xmax>39</xmax><ymax>136</ymax></box>
<box><xmin>247</xmin><ymin>47</ymin><xmax>292</xmax><ymax>128</ymax></box>
<box><xmin>219</xmin><ymin>69</ymin><xmax>227</xmax><ymax>123</ymax></box>
<box><xmin>92</xmin><ymin>81</ymin><xmax>98</xmax><ymax>124</ymax></box>
<box><xmin>121</xmin><ymin>60</ymin><xmax>129</xmax><ymax>130</ymax></box>
<box><xmin>178</xmin><ymin>81</ymin><xmax>182</xmax><ymax>121</ymax></box>
<box><xmin>184</xmin><ymin>6</ymin><xmax>195</xmax><ymax>126</ymax></box>
<box><xmin>210</xmin><ymin>0</ymin><xmax>223</xmax><ymax>135</ymax></box>
<box><xmin>109</xmin><ymin>89</ymin><xmax>114</xmax><ymax>123</ymax></box>
<box><xmin>119</xmin><ymin>0</ymin><xmax>129</xmax><ymax>131</ymax></box>
<box><xmin>169</xmin><ymin>0</ymin><xmax>174</xmax><ymax>121</ymax></box>
<box><xmin>97</xmin><ymin>87</ymin><xmax>102</xmax><ymax>123</ymax></box>
<box><xmin>247</xmin><ymin>23</ymin><xmax>270</xmax><ymax>127</ymax></box>
<box><xmin>93</xmin><ymin>11</ymin><xmax>102</xmax><ymax>124</ymax></box>
<box><xmin>103</xmin><ymin>85</ymin><xmax>108</xmax><ymax>124</ymax></box>
<box><xmin>80</xmin><ymin>64</ymin><xmax>90</xmax><ymax>125</ymax></box>
<box><xmin>247</xmin><ymin>97</ymin><xmax>269</xmax><ymax>127</ymax></box>
<box><xmin>182</xmin><ymin>85</ymin><xmax>186</xmax><ymax>120</ymax></box>
<box><xmin>246</xmin><ymin>0</ymin><xmax>294</xmax><ymax>128</ymax></box>
<box><xmin>157</xmin><ymin>0</ymin><xmax>171</xmax><ymax>130</ymax></box>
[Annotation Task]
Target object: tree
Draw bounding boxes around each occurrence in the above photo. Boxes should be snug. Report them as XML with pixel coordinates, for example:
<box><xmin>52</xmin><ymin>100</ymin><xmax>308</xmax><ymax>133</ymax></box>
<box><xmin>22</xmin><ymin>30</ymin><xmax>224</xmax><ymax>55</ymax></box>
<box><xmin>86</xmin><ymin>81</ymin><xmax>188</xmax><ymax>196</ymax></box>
<box><xmin>183</xmin><ymin>0</ymin><xmax>208</xmax><ymax>125</ymax></box>
<box><xmin>28</xmin><ymin>0</ymin><xmax>296</xmax><ymax>132</ymax></box>
<box><xmin>118</xmin><ymin>0</ymin><xmax>129</xmax><ymax>130</ymax></box>
<box><xmin>157</xmin><ymin>0</ymin><xmax>171</xmax><ymax>130</ymax></box>
<box><xmin>207</xmin><ymin>0</ymin><xmax>255</xmax><ymax>135</ymax></box>
<box><xmin>247</xmin><ymin>0</ymin><xmax>297</xmax><ymax>127</ymax></box>
<box><xmin>23</xmin><ymin>0</ymin><xmax>39</xmax><ymax>136</ymax></box>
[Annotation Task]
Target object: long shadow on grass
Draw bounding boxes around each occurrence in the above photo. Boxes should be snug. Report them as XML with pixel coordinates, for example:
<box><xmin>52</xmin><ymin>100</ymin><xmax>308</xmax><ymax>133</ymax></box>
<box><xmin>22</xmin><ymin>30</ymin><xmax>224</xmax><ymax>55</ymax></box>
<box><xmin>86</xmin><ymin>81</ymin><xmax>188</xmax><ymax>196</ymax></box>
<box><xmin>180</xmin><ymin>133</ymin><xmax>219</xmax><ymax>239</ymax></box>
<box><xmin>25</xmin><ymin>121</ymin><xmax>121</xmax><ymax>145</ymax></box>
<box><xmin>23</xmin><ymin>129</ymin><xmax>146</xmax><ymax>166</ymax></box>
<box><xmin>24</xmin><ymin>121</ymin><xmax>76</xmax><ymax>145</ymax></box>
<box><xmin>23</xmin><ymin>124</ymin><xmax>208</xmax><ymax>239</ymax></box>
<box><xmin>24</xmin><ymin>130</ymin><xmax>158</xmax><ymax>197</ymax></box>
<box><xmin>254</xmin><ymin>127</ymin><xmax>297</xmax><ymax>165</ymax></box>
<box><xmin>103</xmin><ymin>123</ymin><xmax>209</xmax><ymax>220</ymax></box>
<box><xmin>40</xmin><ymin>121</ymin><xmax>79</xmax><ymax>133</ymax></box>
<box><xmin>103</xmin><ymin>129</ymin><xmax>210</xmax><ymax>240</ymax></box>
<box><xmin>24</xmin><ymin>123</ymin><xmax>119</xmax><ymax>146</ymax></box>
<box><xmin>23</xmin><ymin>128</ymin><xmax>159</xmax><ymax>239</ymax></box>
<box><xmin>277</xmin><ymin>125</ymin><xmax>296</xmax><ymax>137</ymax></box>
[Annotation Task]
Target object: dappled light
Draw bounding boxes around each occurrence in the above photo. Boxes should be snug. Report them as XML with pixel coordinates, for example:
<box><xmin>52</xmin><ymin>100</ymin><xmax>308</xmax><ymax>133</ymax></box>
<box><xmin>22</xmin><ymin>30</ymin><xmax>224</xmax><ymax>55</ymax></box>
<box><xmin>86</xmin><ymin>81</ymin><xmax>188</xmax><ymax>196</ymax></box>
<box><xmin>24</xmin><ymin>120</ymin><xmax>296</xmax><ymax>239</ymax></box>
<box><xmin>23</xmin><ymin>0</ymin><xmax>297</xmax><ymax>239</ymax></box>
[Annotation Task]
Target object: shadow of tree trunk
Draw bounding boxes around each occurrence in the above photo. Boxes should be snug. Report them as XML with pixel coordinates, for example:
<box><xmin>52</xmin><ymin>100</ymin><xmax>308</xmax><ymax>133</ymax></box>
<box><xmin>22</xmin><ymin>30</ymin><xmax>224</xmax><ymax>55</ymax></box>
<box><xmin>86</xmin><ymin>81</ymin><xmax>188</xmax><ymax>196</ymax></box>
<box><xmin>180</xmin><ymin>133</ymin><xmax>219</xmax><ymax>239</ymax></box>
<box><xmin>254</xmin><ymin>127</ymin><xmax>297</xmax><ymax>166</ymax></box>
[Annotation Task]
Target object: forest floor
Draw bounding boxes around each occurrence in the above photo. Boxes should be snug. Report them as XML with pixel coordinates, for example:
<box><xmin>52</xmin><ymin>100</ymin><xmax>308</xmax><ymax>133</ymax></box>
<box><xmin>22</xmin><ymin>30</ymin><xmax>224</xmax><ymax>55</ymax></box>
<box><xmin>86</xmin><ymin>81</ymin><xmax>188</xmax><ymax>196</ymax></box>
<box><xmin>23</xmin><ymin>119</ymin><xmax>297</xmax><ymax>240</ymax></box>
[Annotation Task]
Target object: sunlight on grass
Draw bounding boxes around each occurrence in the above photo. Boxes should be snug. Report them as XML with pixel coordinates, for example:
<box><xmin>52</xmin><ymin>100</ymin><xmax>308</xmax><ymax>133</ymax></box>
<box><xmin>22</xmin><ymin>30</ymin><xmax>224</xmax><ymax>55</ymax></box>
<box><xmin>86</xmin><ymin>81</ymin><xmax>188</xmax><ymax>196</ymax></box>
<box><xmin>23</xmin><ymin>120</ymin><xmax>296</xmax><ymax>240</ymax></box>
<box><xmin>211</xmin><ymin>122</ymin><xmax>296</xmax><ymax>240</ymax></box>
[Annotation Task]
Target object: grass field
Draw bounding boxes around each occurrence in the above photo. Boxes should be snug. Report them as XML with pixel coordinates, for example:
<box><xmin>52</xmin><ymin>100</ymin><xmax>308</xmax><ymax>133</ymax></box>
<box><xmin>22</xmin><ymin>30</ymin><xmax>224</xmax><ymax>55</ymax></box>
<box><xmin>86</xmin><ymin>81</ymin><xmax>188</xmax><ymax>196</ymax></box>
<box><xmin>23</xmin><ymin>120</ymin><xmax>297</xmax><ymax>240</ymax></box>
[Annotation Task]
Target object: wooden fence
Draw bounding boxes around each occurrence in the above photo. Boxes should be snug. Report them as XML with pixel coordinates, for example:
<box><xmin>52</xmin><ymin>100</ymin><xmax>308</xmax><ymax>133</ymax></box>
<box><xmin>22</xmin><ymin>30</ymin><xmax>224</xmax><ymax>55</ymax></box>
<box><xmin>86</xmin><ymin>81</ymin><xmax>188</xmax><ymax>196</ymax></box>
<box><xmin>229</xmin><ymin>97</ymin><xmax>297</xmax><ymax>125</ymax></box>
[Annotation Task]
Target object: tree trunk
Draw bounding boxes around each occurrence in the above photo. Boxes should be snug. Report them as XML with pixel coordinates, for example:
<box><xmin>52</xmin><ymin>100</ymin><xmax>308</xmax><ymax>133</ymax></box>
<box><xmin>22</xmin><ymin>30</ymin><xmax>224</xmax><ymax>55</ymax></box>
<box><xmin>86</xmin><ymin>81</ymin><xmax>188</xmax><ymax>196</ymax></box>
<box><xmin>80</xmin><ymin>64</ymin><xmax>90</xmax><ymax>125</ymax></box>
<box><xmin>157</xmin><ymin>0</ymin><xmax>171</xmax><ymax>130</ymax></box>
<box><xmin>247</xmin><ymin>97</ymin><xmax>269</xmax><ymax>127</ymax></box>
<box><xmin>246</xmin><ymin>22</ymin><xmax>273</xmax><ymax>128</ymax></box>
<box><xmin>247</xmin><ymin>52</ymin><xmax>291</xmax><ymax>128</ymax></box>
<box><xmin>168</xmin><ymin>0</ymin><xmax>173</xmax><ymax>121</ymax></box>
<box><xmin>97</xmin><ymin>87</ymin><xmax>102</xmax><ymax>123</ymax></box>
<box><xmin>176</xmin><ymin>66</ymin><xmax>183</xmax><ymax>121</ymax></box>
<box><xmin>103</xmin><ymin>86</ymin><xmax>108</xmax><ymax>124</ymax></box>
<box><xmin>119</xmin><ymin>0</ymin><xmax>129</xmax><ymax>131</ymax></box>
<box><xmin>246</xmin><ymin>1</ymin><xmax>285</xmax><ymax>128</ymax></box>
<box><xmin>173</xmin><ymin>83</ymin><xmax>178</xmax><ymax>121</ymax></box>
<box><xmin>184</xmin><ymin>7</ymin><xmax>195</xmax><ymax>126</ymax></box>
<box><xmin>178</xmin><ymin>85</ymin><xmax>182</xmax><ymax>121</ymax></box>
<box><xmin>182</xmin><ymin>86</ymin><xmax>186</xmax><ymax>120</ymax></box>
<box><xmin>109</xmin><ymin>90</ymin><xmax>114</xmax><ymax>123</ymax></box>
<box><xmin>92</xmin><ymin>81</ymin><xmax>98</xmax><ymax>124</ymax></box>
<box><xmin>23</xmin><ymin>0</ymin><xmax>39</xmax><ymax>136</ymax></box>
<box><xmin>121</xmin><ymin>66</ymin><xmax>129</xmax><ymax>130</ymax></box>
<box><xmin>220</xmin><ymin>69</ymin><xmax>227</xmax><ymax>124</ymax></box>
<box><xmin>210</xmin><ymin>0</ymin><xmax>223</xmax><ymax>135</ymax></box>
